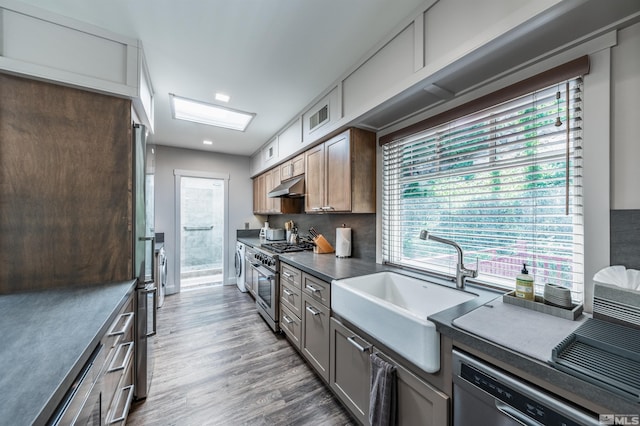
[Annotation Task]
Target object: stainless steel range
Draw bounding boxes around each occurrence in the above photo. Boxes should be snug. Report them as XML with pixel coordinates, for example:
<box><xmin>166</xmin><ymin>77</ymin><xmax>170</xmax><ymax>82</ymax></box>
<box><xmin>247</xmin><ymin>241</ymin><xmax>314</xmax><ymax>332</ymax></box>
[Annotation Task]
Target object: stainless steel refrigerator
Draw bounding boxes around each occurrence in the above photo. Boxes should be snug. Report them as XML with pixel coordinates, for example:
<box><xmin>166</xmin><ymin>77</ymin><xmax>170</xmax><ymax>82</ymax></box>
<box><xmin>133</xmin><ymin>123</ymin><xmax>156</xmax><ymax>400</ymax></box>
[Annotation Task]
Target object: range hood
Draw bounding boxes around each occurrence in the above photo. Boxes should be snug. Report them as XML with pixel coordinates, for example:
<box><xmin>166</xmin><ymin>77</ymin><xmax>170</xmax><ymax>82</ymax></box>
<box><xmin>268</xmin><ymin>176</ymin><xmax>305</xmax><ymax>198</ymax></box>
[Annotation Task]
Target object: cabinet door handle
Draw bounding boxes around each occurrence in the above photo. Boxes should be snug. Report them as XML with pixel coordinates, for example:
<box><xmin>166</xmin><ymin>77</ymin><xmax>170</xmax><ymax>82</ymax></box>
<box><xmin>282</xmin><ymin>314</ymin><xmax>294</xmax><ymax>324</ymax></box>
<box><xmin>108</xmin><ymin>312</ymin><xmax>134</xmax><ymax>337</ymax></box>
<box><xmin>282</xmin><ymin>272</ymin><xmax>293</xmax><ymax>278</ymax></box>
<box><xmin>321</xmin><ymin>206</ymin><xmax>334</xmax><ymax>211</ymax></box>
<box><xmin>347</xmin><ymin>336</ymin><xmax>371</xmax><ymax>352</ymax></box>
<box><xmin>306</xmin><ymin>285</ymin><xmax>320</xmax><ymax>293</ymax></box>
<box><xmin>306</xmin><ymin>306</ymin><xmax>321</xmax><ymax>316</ymax></box>
<box><xmin>108</xmin><ymin>384</ymin><xmax>134</xmax><ymax>424</ymax></box>
<box><xmin>283</xmin><ymin>288</ymin><xmax>293</xmax><ymax>297</ymax></box>
<box><xmin>312</xmin><ymin>207</ymin><xmax>322</xmax><ymax>211</ymax></box>
<box><xmin>107</xmin><ymin>341</ymin><xmax>133</xmax><ymax>373</ymax></box>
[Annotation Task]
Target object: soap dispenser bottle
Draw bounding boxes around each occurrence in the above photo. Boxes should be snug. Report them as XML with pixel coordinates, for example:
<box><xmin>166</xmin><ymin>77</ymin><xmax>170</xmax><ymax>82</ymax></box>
<box><xmin>515</xmin><ymin>263</ymin><xmax>534</xmax><ymax>300</ymax></box>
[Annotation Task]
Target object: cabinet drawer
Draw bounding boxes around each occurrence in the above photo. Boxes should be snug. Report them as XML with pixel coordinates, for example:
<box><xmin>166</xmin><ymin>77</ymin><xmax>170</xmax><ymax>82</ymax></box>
<box><xmin>302</xmin><ymin>273</ymin><xmax>330</xmax><ymax>307</ymax></box>
<box><xmin>280</xmin><ymin>263</ymin><xmax>302</xmax><ymax>289</ymax></box>
<box><xmin>280</xmin><ymin>304</ymin><xmax>301</xmax><ymax>350</ymax></box>
<box><xmin>281</xmin><ymin>280</ymin><xmax>302</xmax><ymax>318</ymax></box>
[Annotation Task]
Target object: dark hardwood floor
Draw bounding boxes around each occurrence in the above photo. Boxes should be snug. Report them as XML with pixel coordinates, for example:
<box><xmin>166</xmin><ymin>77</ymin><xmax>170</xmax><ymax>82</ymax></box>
<box><xmin>127</xmin><ymin>285</ymin><xmax>354</xmax><ymax>426</ymax></box>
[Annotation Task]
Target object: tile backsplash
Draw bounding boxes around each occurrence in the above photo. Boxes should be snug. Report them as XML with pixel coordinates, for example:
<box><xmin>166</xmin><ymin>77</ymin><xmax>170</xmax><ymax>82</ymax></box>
<box><xmin>610</xmin><ymin>209</ymin><xmax>640</xmax><ymax>269</ymax></box>
<box><xmin>267</xmin><ymin>214</ymin><xmax>376</xmax><ymax>260</ymax></box>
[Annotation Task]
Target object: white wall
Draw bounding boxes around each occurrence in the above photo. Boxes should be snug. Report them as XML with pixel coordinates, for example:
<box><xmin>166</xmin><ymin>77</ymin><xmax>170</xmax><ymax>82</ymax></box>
<box><xmin>611</xmin><ymin>23</ymin><xmax>640</xmax><ymax>210</ymax></box>
<box><xmin>154</xmin><ymin>145</ymin><xmax>262</xmax><ymax>294</ymax></box>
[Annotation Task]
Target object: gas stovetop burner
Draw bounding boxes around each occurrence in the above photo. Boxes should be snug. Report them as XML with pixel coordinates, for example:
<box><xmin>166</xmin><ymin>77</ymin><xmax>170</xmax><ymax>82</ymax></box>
<box><xmin>261</xmin><ymin>241</ymin><xmax>315</xmax><ymax>253</ymax></box>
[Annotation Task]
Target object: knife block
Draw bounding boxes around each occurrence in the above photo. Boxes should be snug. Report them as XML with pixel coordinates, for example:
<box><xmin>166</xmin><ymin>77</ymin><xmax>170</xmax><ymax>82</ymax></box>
<box><xmin>313</xmin><ymin>234</ymin><xmax>334</xmax><ymax>254</ymax></box>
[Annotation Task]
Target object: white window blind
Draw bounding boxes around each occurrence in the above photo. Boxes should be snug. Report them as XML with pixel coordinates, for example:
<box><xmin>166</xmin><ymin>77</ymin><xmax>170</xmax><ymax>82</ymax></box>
<box><xmin>382</xmin><ymin>78</ymin><xmax>584</xmax><ymax>301</ymax></box>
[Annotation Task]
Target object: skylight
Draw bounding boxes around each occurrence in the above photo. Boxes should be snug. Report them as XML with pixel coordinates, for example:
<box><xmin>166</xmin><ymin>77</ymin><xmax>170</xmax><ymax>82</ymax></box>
<box><xmin>169</xmin><ymin>94</ymin><xmax>255</xmax><ymax>131</ymax></box>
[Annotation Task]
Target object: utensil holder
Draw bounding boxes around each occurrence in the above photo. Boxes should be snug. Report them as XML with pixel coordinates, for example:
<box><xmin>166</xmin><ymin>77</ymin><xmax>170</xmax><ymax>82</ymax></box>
<box><xmin>313</xmin><ymin>234</ymin><xmax>334</xmax><ymax>254</ymax></box>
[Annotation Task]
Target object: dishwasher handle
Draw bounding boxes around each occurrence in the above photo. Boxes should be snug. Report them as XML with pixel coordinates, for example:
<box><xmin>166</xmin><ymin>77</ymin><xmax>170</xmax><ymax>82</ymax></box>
<box><xmin>495</xmin><ymin>401</ymin><xmax>537</xmax><ymax>426</ymax></box>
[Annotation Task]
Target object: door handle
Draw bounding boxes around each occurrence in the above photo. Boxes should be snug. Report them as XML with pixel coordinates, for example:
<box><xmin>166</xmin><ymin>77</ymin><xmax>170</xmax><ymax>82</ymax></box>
<box><xmin>347</xmin><ymin>336</ymin><xmax>371</xmax><ymax>352</ymax></box>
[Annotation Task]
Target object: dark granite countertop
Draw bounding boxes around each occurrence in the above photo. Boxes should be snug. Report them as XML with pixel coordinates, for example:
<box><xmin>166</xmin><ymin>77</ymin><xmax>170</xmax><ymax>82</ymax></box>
<box><xmin>0</xmin><ymin>280</ymin><xmax>136</xmax><ymax>425</ymax></box>
<box><xmin>278</xmin><ymin>251</ymin><xmax>390</xmax><ymax>282</ymax></box>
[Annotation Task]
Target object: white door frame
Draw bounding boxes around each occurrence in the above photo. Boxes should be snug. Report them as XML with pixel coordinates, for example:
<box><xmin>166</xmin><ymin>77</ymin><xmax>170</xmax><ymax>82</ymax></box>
<box><xmin>174</xmin><ymin>169</ymin><xmax>230</xmax><ymax>292</ymax></box>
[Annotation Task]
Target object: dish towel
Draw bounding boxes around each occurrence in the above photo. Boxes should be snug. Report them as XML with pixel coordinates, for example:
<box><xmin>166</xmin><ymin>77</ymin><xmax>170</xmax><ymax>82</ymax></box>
<box><xmin>369</xmin><ymin>353</ymin><xmax>397</xmax><ymax>426</ymax></box>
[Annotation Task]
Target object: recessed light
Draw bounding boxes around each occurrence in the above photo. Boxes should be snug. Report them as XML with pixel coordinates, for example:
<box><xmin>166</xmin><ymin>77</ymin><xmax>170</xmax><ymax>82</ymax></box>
<box><xmin>169</xmin><ymin>93</ymin><xmax>255</xmax><ymax>131</ymax></box>
<box><xmin>215</xmin><ymin>93</ymin><xmax>230</xmax><ymax>103</ymax></box>
<box><xmin>203</xmin><ymin>140</ymin><xmax>213</xmax><ymax>145</ymax></box>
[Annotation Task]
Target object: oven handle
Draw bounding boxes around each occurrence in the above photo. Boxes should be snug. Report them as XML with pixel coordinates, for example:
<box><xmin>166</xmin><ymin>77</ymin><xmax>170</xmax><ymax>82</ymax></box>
<box><xmin>252</xmin><ymin>264</ymin><xmax>275</xmax><ymax>280</ymax></box>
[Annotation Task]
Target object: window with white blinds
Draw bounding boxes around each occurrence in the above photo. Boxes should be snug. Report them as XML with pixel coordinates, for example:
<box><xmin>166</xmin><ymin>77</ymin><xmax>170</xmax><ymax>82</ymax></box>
<box><xmin>382</xmin><ymin>78</ymin><xmax>584</xmax><ymax>301</ymax></box>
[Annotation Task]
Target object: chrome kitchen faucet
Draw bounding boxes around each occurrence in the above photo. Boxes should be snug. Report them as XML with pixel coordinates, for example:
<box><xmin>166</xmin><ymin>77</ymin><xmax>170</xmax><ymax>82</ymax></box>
<box><xmin>419</xmin><ymin>230</ymin><xmax>478</xmax><ymax>289</ymax></box>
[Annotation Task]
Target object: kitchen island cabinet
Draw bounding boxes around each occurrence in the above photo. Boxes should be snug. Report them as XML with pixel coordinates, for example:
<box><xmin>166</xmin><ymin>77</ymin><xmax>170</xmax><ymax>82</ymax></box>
<box><xmin>0</xmin><ymin>280</ymin><xmax>136</xmax><ymax>425</ymax></box>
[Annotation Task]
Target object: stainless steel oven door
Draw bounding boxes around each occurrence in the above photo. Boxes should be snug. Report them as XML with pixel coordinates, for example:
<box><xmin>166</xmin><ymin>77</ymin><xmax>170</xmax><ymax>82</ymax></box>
<box><xmin>254</xmin><ymin>264</ymin><xmax>278</xmax><ymax>332</ymax></box>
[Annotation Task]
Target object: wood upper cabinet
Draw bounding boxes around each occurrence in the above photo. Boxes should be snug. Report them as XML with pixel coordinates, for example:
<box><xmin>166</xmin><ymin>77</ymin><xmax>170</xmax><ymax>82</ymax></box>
<box><xmin>280</xmin><ymin>153</ymin><xmax>305</xmax><ymax>181</ymax></box>
<box><xmin>305</xmin><ymin>128</ymin><xmax>376</xmax><ymax>213</ymax></box>
<box><xmin>264</xmin><ymin>168</ymin><xmax>281</xmax><ymax>213</ymax></box>
<box><xmin>253</xmin><ymin>168</ymin><xmax>302</xmax><ymax>215</ymax></box>
<box><xmin>253</xmin><ymin>173</ymin><xmax>266</xmax><ymax>214</ymax></box>
<box><xmin>304</xmin><ymin>143</ymin><xmax>326</xmax><ymax>213</ymax></box>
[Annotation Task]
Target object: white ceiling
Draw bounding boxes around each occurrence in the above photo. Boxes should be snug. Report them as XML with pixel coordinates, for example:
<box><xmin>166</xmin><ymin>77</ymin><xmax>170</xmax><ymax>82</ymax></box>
<box><xmin>16</xmin><ymin>0</ymin><xmax>427</xmax><ymax>156</ymax></box>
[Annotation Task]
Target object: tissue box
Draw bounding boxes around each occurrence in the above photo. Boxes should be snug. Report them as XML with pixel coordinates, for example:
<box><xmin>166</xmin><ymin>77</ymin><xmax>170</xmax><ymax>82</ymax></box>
<box><xmin>593</xmin><ymin>283</ymin><xmax>640</xmax><ymax>330</ymax></box>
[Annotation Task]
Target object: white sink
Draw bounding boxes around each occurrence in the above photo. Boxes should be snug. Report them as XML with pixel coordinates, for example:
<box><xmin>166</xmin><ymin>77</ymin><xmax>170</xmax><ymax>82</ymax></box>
<box><xmin>331</xmin><ymin>271</ymin><xmax>476</xmax><ymax>373</ymax></box>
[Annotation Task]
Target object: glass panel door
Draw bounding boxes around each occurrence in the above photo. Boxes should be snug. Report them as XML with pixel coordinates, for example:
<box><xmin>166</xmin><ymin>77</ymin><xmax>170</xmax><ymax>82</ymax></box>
<box><xmin>179</xmin><ymin>176</ymin><xmax>225</xmax><ymax>290</ymax></box>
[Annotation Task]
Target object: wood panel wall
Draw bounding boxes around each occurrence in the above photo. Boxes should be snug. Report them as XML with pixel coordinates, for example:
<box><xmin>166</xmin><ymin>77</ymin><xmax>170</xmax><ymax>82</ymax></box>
<box><xmin>0</xmin><ymin>74</ymin><xmax>132</xmax><ymax>293</ymax></box>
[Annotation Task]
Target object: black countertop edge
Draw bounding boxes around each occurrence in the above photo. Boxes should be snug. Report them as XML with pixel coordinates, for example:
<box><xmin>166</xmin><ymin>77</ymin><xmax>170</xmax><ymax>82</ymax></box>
<box><xmin>429</xmin><ymin>298</ymin><xmax>640</xmax><ymax>414</ymax></box>
<box><xmin>32</xmin><ymin>280</ymin><xmax>137</xmax><ymax>425</ymax></box>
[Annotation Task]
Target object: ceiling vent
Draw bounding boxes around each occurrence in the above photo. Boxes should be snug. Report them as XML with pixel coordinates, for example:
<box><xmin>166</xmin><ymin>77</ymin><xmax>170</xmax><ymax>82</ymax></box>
<box><xmin>309</xmin><ymin>104</ymin><xmax>329</xmax><ymax>132</ymax></box>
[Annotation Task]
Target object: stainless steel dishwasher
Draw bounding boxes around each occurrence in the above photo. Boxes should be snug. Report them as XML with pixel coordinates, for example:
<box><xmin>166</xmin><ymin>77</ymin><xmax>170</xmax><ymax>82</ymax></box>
<box><xmin>452</xmin><ymin>350</ymin><xmax>600</xmax><ymax>426</ymax></box>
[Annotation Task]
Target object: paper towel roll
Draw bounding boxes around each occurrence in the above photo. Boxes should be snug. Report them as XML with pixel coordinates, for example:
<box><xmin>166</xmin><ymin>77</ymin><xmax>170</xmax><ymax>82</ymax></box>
<box><xmin>336</xmin><ymin>227</ymin><xmax>351</xmax><ymax>258</ymax></box>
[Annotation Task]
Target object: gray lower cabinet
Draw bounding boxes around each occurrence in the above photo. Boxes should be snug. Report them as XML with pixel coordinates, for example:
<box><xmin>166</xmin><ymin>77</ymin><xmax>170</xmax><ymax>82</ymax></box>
<box><xmin>301</xmin><ymin>291</ymin><xmax>331</xmax><ymax>382</ymax></box>
<box><xmin>330</xmin><ymin>318</ymin><xmax>372</xmax><ymax>425</ymax></box>
<box><xmin>329</xmin><ymin>318</ymin><xmax>449</xmax><ymax>426</ymax></box>
<box><xmin>373</xmin><ymin>350</ymin><xmax>449</xmax><ymax>426</ymax></box>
